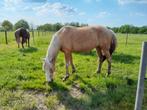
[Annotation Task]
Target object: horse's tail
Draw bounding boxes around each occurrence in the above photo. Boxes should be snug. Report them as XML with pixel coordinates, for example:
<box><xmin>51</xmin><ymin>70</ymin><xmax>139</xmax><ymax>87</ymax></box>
<box><xmin>101</xmin><ymin>30</ymin><xmax>117</xmax><ymax>62</ymax></box>
<box><xmin>109</xmin><ymin>32</ymin><xmax>117</xmax><ymax>55</ymax></box>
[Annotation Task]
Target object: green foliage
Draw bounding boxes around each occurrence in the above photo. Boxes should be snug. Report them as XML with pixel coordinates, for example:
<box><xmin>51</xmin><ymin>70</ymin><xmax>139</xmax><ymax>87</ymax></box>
<box><xmin>119</xmin><ymin>24</ymin><xmax>131</xmax><ymax>33</ymax></box>
<box><xmin>138</xmin><ymin>26</ymin><xmax>147</xmax><ymax>34</ymax></box>
<box><xmin>111</xmin><ymin>24</ymin><xmax>147</xmax><ymax>34</ymax></box>
<box><xmin>1</xmin><ymin>20</ymin><xmax>13</xmax><ymax>31</ymax></box>
<box><xmin>37</xmin><ymin>22</ymin><xmax>88</xmax><ymax>31</ymax></box>
<box><xmin>14</xmin><ymin>19</ymin><xmax>30</xmax><ymax>30</ymax></box>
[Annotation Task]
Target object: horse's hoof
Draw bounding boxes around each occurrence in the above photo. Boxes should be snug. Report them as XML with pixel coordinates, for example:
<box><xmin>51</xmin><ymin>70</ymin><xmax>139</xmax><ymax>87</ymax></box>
<box><xmin>97</xmin><ymin>70</ymin><xmax>101</xmax><ymax>74</ymax></box>
<box><xmin>107</xmin><ymin>72</ymin><xmax>111</xmax><ymax>77</ymax></box>
<box><xmin>62</xmin><ymin>75</ymin><xmax>69</xmax><ymax>81</ymax></box>
<box><xmin>44</xmin><ymin>79</ymin><xmax>53</xmax><ymax>85</ymax></box>
<box><xmin>72</xmin><ymin>69</ymin><xmax>76</xmax><ymax>73</ymax></box>
<box><xmin>48</xmin><ymin>80</ymin><xmax>53</xmax><ymax>84</ymax></box>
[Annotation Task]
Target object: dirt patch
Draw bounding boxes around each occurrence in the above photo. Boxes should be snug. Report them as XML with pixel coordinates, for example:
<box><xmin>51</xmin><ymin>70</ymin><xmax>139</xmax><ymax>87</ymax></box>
<box><xmin>34</xmin><ymin>93</ymin><xmax>48</xmax><ymax>110</ymax></box>
<box><xmin>24</xmin><ymin>90</ymin><xmax>65</xmax><ymax>110</ymax></box>
<box><xmin>70</xmin><ymin>84</ymin><xmax>84</xmax><ymax>99</ymax></box>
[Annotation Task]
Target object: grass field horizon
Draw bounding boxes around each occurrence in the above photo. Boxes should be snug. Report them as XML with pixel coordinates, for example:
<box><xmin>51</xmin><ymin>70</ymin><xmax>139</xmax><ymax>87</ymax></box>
<box><xmin>0</xmin><ymin>31</ymin><xmax>147</xmax><ymax>110</ymax></box>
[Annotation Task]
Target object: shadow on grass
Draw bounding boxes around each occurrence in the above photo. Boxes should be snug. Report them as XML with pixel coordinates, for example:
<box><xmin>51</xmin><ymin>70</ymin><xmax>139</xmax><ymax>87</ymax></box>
<box><xmin>46</xmin><ymin>75</ymin><xmax>137</xmax><ymax>110</ymax></box>
<box><xmin>75</xmin><ymin>51</ymin><xmax>139</xmax><ymax>64</ymax></box>
<box><xmin>112</xmin><ymin>52</ymin><xmax>140</xmax><ymax>64</ymax></box>
<box><xmin>19</xmin><ymin>47</ymin><xmax>38</xmax><ymax>53</ymax></box>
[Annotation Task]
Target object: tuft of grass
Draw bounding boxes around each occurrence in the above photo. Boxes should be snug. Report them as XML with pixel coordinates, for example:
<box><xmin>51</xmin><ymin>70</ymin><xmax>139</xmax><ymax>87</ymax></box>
<box><xmin>45</xmin><ymin>94</ymin><xmax>59</xmax><ymax>110</ymax></box>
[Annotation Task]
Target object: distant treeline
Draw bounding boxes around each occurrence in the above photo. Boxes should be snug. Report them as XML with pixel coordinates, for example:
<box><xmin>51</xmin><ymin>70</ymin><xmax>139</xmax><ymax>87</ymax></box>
<box><xmin>37</xmin><ymin>22</ymin><xmax>88</xmax><ymax>31</ymax></box>
<box><xmin>0</xmin><ymin>19</ymin><xmax>147</xmax><ymax>34</ymax></box>
<box><xmin>37</xmin><ymin>23</ymin><xmax>147</xmax><ymax>34</ymax></box>
<box><xmin>109</xmin><ymin>24</ymin><xmax>147</xmax><ymax>34</ymax></box>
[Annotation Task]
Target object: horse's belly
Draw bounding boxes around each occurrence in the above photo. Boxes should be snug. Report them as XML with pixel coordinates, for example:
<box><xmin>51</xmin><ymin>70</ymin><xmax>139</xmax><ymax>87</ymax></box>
<box><xmin>72</xmin><ymin>41</ymin><xmax>97</xmax><ymax>52</ymax></box>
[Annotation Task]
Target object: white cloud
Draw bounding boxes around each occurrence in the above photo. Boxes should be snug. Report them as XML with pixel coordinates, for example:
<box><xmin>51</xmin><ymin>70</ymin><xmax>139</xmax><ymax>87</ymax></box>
<box><xmin>23</xmin><ymin>6</ymin><xmax>32</xmax><ymax>11</ymax></box>
<box><xmin>96</xmin><ymin>11</ymin><xmax>111</xmax><ymax>18</ymax></box>
<box><xmin>135</xmin><ymin>12</ymin><xmax>145</xmax><ymax>16</ymax></box>
<box><xmin>4</xmin><ymin>0</ymin><xmax>23</xmax><ymax>10</ymax></box>
<box><xmin>84</xmin><ymin>0</ymin><xmax>100</xmax><ymax>3</ymax></box>
<box><xmin>3</xmin><ymin>0</ymin><xmax>46</xmax><ymax>11</ymax></box>
<box><xmin>79</xmin><ymin>12</ymin><xmax>86</xmax><ymax>16</ymax></box>
<box><xmin>130</xmin><ymin>12</ymin><xmax>146</xmax><ymax>17</ymax></box>
<box><xmin>33</xmin><ymin>2</ymin><xmax>77</xmax><ymax>17</ymax></box>
<box><xmin>118</xmin><ymin>0</ymin><xmax>147</xmax><ymax>5</ymax></box>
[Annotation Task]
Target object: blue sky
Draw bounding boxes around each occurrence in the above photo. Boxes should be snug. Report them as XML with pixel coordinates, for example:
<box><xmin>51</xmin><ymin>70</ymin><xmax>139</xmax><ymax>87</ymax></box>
<box><xmin>0</xmin><ymin>0</ymin><xmax>147</xmax><ymax>27</ymax></box>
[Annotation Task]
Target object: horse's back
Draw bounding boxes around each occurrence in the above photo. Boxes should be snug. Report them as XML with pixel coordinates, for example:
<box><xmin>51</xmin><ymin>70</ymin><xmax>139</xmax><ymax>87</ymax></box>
<box><xmin>57</xmin><ymin>26</ymin><xmax>116</xmax><ymax>52</ymax></box>
<box><xmin>14</xmin><ymin>28</ymin><xmax>30</xmax><ymax>44</ymax></box>
<box><xmin>58</xmin><ymin>26</ymin><xmax>99</xmax><ymax>52</ymax></box>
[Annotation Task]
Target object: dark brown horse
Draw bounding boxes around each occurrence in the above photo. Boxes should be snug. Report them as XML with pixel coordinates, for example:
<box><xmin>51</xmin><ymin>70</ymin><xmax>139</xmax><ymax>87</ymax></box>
<box><xmin>15</xmin><ymin>27</ymin><xmax>30</xmax><ymax>48</ymax></box>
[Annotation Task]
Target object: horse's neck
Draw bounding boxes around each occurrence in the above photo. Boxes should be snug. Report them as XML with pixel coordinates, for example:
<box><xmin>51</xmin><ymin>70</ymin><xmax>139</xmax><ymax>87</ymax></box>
<box><xmin>46</xmin><ymin>35</ymin><xmax>60</xmax><ymax>65</ymax></box>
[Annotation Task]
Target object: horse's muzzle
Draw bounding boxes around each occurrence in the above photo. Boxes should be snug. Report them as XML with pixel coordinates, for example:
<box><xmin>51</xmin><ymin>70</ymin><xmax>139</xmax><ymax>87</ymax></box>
<box><xmin>47</xmin><ymin>79</ymin><xmax>53</xmax><ymax>83</ymax></box>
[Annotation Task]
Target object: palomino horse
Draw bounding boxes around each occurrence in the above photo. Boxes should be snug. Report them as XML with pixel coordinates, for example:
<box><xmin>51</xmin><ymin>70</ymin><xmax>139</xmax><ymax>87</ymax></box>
<box><xmin>43</xmin><ymin>25</ymin><xmax>117</xmax><ymax>83</ymax></box>
<box><xmin>15</xmin><ymin>27</ymin><xmax>30</xmax><ymax>48</ymax></box>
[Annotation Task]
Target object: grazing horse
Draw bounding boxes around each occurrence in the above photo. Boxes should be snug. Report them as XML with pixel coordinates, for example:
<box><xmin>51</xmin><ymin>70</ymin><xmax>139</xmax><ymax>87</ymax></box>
<box><xmin>15</xmin><ymin>27</ymin><xmax>30</xmax><ymax>48</ymax></box>
<box><xmin>43</xmin><ymin>25</ymin><xmax>117</xmax><ymax>83</ymax></box>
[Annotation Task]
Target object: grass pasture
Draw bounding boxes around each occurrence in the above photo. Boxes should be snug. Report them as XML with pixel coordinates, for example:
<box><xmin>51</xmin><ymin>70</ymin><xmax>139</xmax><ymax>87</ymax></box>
<box><xmin>0</xmin><ymin>31</ymin><xmax>147</xmax><ymax>110</ymax></box>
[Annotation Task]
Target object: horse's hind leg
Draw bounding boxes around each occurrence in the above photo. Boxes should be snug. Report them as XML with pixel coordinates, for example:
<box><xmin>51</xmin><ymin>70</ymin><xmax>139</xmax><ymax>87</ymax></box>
<box><xmin>18</xmin><ymin>43</ymin><xmax>20</xmax><ymax>48</ymax></box>
<box><xmin>103</xmin><ymin>50</ymin><xmax>112</xmax><ymax>76</ymax></box>
<box><xmin>22</xmin><ymin>42</ymin><xmax>24</xmax><ymax>48</ymax></box>
<box><xmin>96</xmin><ymin>47</ymin><xmax>106</xmax><ymax>74</ymax></box>
<box><xmin>70</xmin><ymin>54</ymin><xmax>76</xmax><ymax>73</ymax></box>
<box><xmin>97</xmin><ymin>56</ymin><xmax>106</xmax><ymax>74</ymax></box>
<box><xmin>26</xmin><ymin>40</ymin><xmax>27</xmax><ymax>46</ymax></box>
<box><xmin>63</xmin><ymin>52</ymin><xmax>71</xmax><ymax>81</ymax></box>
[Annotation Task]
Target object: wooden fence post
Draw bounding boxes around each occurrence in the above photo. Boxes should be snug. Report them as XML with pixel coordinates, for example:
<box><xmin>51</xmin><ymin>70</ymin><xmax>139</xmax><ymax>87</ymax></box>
<box><xmin>38</xmin><ymin>30</ymin><xmax>40</xmax><ymax>36</ymax></box>
<box><xmin>5</xmin><ymin>30</ymin><xmax>8</xmax><ymax>44</ymax></box>
<box><xmin>125</xmin><ymin>33</ymin><xmax>128</xmax><ymax>46</ymax></box>
<box><xmin>32</xmin><ymin>29</ymin><xmax>34</xmax><ymax>43</ymax></box>
<box><xmin>134</xmin><ymin>42</ymin><xmax>147</xmax><ymax>110</ymax></box>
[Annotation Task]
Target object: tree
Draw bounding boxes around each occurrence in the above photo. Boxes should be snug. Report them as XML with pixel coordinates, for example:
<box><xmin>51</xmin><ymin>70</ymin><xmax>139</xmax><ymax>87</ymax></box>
<box><xmin>138</xmin><ymin>26</ymin><xmax>147</xmax><ymax>34</ymax></box>
<box><xmin>129</xmin><ymin>26</ymin><xmax>139</xmax><ymax>34</ymax></box>
<box><xmin>112</xmin><ymin>27</ymin><xmax>119</xmax><ymax>33</ymax></box>
<box><xmin>119</xmin><ymin>24</ymin><xmax>131</xmax><ymax>33</ymax></box>
<box><xmin>2</xmin><ymin>20</ymin><xmax>13</xmax><ymax>31</ymax></box>
<box><xmin>52</xmin><ymin>23</ymin><xmax>63</xmax><ymax>31</ymax></box>
<box><xmin>14</xmin><ymin>19</ymin><xmax>30</xmax><ymax>30</ymax></box>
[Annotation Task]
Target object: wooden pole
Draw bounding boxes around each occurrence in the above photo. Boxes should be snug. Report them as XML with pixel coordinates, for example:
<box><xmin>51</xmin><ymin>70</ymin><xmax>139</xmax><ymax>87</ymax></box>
<box><xmin>32</xmin><ymin>29</ymin><xmax>34</xmax><ymax>43</ymax></box>
<box><xmin>5</xmin><ymin>30</ymin><xmax>8</xmax><ymax>44</ymax></box>
<box><xmin>125</xmin><ymin>33</ymin><xmax>128</xmax><ymax>46</ymax></box>
<box><xmin>134</xmin><ymin>42</ymin><xmax>147</xmax><ymax>110</ymax></box>
<box><xmin>38</xmin><ymin>30</ymin><xmax>40</xmax><ymax>36</ymax></box>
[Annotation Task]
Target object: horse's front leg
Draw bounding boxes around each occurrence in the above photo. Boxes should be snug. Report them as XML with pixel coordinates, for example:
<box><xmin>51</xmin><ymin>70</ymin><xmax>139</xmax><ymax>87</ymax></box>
<box><xmin>22</xmin><ymin>37</ymin><xmax>25</xmax><ymax>48</ymax></box>
<box><xmin>28</xmin><ymin>38</ymin><xmax>30</xmax><ymax>47</ymax></box>
<box><xmin>63</xmin><ymin>52</ymin><xmax>71</xmax><ymax>81</ymax></box>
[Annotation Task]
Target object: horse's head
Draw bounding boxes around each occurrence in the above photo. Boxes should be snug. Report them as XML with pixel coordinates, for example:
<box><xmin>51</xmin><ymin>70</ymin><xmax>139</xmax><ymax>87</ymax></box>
<box><xmin>43</xmin><ymin>57</ymin><xmax>55</xmax><ymax>83</ymax></box>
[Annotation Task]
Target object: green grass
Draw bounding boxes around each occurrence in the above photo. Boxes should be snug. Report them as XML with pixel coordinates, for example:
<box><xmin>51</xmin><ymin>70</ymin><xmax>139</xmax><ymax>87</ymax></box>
<box><xmin>0</xmin><ymin>31</ymin><xmax>147</xmax><ymax>110</ymax></box>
